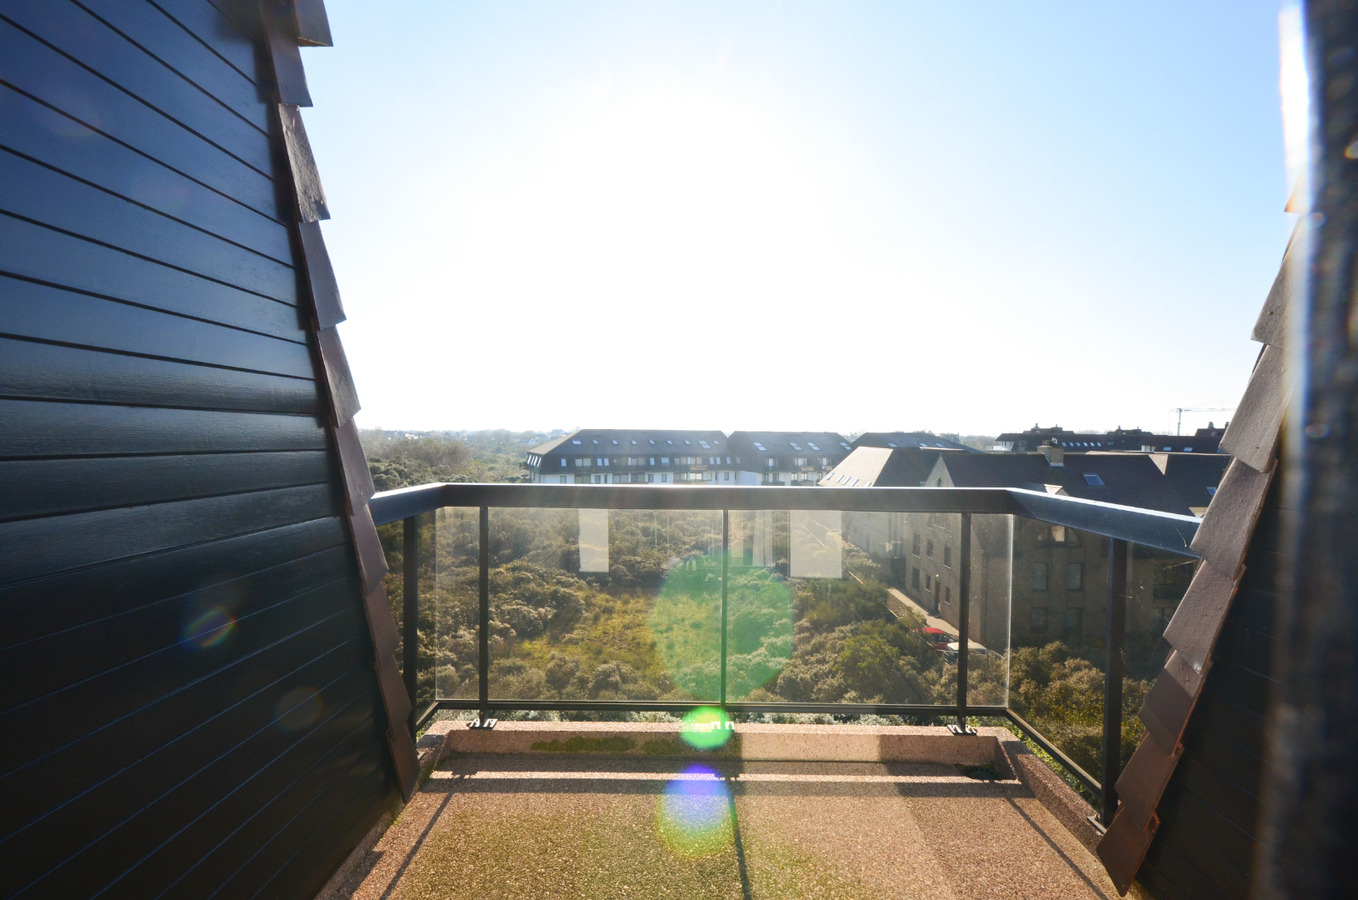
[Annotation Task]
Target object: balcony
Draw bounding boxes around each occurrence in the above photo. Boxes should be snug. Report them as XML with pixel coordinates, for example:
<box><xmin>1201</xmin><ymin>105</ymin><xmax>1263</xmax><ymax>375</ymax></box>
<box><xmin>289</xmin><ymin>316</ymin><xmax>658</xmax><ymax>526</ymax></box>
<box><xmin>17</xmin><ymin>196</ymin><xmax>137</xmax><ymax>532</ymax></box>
<box><xmin>315</xmin><ymin>482</ymin><xmax>1201</xmax><ymax>897</ymax></box>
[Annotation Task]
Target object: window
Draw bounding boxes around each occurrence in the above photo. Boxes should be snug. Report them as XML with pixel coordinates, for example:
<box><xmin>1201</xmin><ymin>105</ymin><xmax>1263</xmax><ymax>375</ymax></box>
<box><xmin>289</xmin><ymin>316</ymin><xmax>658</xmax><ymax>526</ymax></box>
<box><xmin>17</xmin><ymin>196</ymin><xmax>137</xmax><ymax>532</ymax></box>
<box><xmin>767</xmin><ymin>459</ymin><xmax>777</xmax><ymax>467</ymax></box>
<box><xmin>1062</xmin><ymin>608</ymin><xmax>1083</xmax><ymax>634</ymax></box>
<box><xmin>1031</xmin><ymin>608</ymin><xmax>1047</xmax><ymax>631</ymax></box>
<box><xmin>912</xmin><ymin>534</ymin><xmax>922</xmax><ymax>556</ymax></box>
<box><xmin>1184</xmin><ymin>446</ymin><xmax>1193</xmax><ymax>452</ymax></box>
<box><xmin>559</xmin><ymin>476</ymin><xmax>567</xmax><ymax>484</ymax></box>
<box><xmin>926</xmin><ymin>540</ymin><xmax>934</xmax><ymax>558</ymax></box>
<box><xmin>571</xmin><ymin>439</ymin><xmax>582</xmax><ymax>445</ymax></box>
<box><xmin>561</xmin><ymin>459</ymin><xmax>567</xmax><ymax>467</ymax></box>
<box><xmin>1082</xmin><ymin>473</ymin><xmax>1104</xmax><ymax>486</ymax></box>
<box><xmin>649</xmin><ymin>457</ymin><xmax>655</xmax><ymax>465</ymax></box>
<box><xmin>926</xmin><ymin>575</ymin><xmax>934</xmax><ymax>592</ymax></box>
<box><xmin>1067</xmin><ymin>563</ymin><xmax>1084</xmax><ymax>591</ymax></box>
<box><xmin>661</xmin><ymin>457</ymin><xmax>669</xmax><ymax>464</ymax></box>
<box><xmin>945</xmin><ymin>586</ymin><xmax>952</xmax><ymax>605</ymax></box>
<box><xmin>646</xmin><ymin>473</ymin><xmax>654</xmax><ymax>483</ymax></box>
<box><xmin>724</xmin><ymin>471</ymin><xmax>730</xmax><ymax>481</ymax></box>
<box><xmin>944</xmin><ymin>546</ymin><xmax>952</xmax><ymax>568</ymax></box>
<box><xmin>1206</xmin><ymin>486</ymin><xmax>1217</xmax><ymax>497</ymax></box>
<box><xmin>912</xmin><ymin>568</ymin><xmax>921</xmax><ymax>590</ymax></box>
<box><xmin>808</xmin><ymin>443</ymin><xmax>819</xmax><ymax>451</ymax></box>
<box><xmin>1032</xmin><ymin>563</ymin><xmax>1048</xmax><ymax>591</ymax></box>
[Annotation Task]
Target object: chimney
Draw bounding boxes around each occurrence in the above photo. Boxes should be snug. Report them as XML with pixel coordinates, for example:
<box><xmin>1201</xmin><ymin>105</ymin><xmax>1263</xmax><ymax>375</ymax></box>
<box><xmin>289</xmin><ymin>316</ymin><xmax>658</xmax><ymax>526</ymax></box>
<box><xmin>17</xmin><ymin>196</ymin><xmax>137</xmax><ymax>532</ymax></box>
<box><xmin>1041</xmin><ymin>442</ymin><xmax>1064</xmax><ymax>466</ymax></box>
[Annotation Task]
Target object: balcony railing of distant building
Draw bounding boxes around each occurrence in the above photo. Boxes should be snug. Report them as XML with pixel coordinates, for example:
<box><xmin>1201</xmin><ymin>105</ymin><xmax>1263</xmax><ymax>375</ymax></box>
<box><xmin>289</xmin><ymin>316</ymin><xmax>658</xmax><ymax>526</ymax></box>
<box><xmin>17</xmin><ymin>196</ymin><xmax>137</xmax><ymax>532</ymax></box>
<box><xmin>370</xmin><ymin>483</ymin><xmax>1200</xmax><ymax>829</ymax></box>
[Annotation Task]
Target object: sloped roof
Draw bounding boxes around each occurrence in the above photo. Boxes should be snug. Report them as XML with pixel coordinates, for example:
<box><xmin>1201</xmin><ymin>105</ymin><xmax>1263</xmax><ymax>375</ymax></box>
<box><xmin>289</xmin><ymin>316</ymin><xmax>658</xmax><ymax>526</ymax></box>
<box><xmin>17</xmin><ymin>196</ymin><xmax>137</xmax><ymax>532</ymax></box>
<box><xmin>529</xmin><ymin>429</ymin><xmax>729</xmax><ymax>458</ymax></box>
<box><xmin>1150</xmin><ymin>452</ymin><xmax>1232</xmax><ymax>513</ymax></box>
<box><xmin>727</xmin><ymin>431</ymin><xmax>853</xmax><ymax>457</ymax></box>
<box><xmin>818</xmin><ymin>446</ymin><xmax>965</xmax><ymax>487</ymax></box>
<box><xmin>936</xmin><ymin>452</ymin><xmax>1193</xmax><ymax>515</ymax></box>
<box><xmin>852</xmin><ymin>431</ymin><xmax>975</xmax><ymax>452</ymax></box>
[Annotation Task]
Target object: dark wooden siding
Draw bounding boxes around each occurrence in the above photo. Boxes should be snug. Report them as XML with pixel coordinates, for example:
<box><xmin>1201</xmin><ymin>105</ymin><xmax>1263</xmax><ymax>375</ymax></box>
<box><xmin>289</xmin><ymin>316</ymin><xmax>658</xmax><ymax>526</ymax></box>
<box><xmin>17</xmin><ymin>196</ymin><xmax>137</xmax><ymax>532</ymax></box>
<box><xmin>0</xmin><ymin>3</ymin><xmax>397</xmax><ymax>898</ymax></box>
<box><xmin>1137</xmin><ymin>476</ymin><xmax>1287</xmax><ymax>900</ymax></box>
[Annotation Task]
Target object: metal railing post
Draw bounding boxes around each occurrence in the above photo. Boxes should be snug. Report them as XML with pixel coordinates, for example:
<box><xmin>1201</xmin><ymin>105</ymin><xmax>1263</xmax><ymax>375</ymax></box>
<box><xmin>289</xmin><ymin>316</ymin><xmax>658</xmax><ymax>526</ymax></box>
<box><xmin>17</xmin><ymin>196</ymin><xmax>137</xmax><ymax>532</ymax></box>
<box><xmin>478</xmin><ymin>506</ymin><xmax>490</xmax><ymax>724</ymax></box>
<box><xmin>1101</xmin><ymin>538</ymin><xmax>1129</xmax><ymax>826</ymax></box>
<box><xmin>402</xmin><ymin>515</ymin><xmax>419</xmax><ymax>736</ymax></box>
<box><xmin>951</xmin><ymin>512</ymin><xmax>974</xmax><ymax>735</ymax></box>
<box><xmin>720</xmin><ymin>509</ymin><xmax>729</xmax><ymax>711</ymax></box>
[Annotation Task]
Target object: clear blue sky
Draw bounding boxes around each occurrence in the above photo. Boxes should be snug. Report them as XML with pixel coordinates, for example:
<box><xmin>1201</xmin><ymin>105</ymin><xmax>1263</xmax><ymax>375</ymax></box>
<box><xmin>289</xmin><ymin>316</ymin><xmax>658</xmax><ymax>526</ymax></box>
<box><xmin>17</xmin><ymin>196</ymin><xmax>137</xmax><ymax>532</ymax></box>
<box><xmin>302</xmin><ymin>1</ymin><xmax>1292</xmax><ymax>436</ymax></box>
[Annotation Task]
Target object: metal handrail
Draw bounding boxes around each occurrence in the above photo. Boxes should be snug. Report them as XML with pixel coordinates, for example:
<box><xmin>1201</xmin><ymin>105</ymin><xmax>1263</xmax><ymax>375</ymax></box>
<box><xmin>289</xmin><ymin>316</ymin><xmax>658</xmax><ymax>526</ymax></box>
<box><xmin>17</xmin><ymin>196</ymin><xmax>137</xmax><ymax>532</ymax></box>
<box><xmin>369</xmin><ymin>482</ymin><xmax>1199</xmax><ymax>555</ymax></box>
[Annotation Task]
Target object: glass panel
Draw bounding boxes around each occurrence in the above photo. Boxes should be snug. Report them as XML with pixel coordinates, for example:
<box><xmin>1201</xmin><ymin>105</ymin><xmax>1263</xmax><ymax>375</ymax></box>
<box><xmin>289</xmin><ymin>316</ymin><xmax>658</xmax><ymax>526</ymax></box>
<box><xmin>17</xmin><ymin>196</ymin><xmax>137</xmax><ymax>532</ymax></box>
<box><xmin>728</xmin><ymin>510</ymin><xmax>957</xmax><ymax>708</ymax></box>
<box><xmin>433</xmin><ymin>507</ymin><xmax>480</xmax><ymax>701</ymax></box>
<box><xmin>966</xmin><ymin>514</ymin><xmax>1012</xmax><ymax>707</ymax></box>
<box><xmin>485</xmin><ymin>508</ymin><xmax>723</xmax><ymax>702</ymax></box>
<box><xmin>1124</xmin><ymin>543</ymin><xmax>1198</xmax><ymax>766</ymax></box>
<box><xmin>1007</xmin><ymin>521</ymin><xmax>1109</xmax><ymax>785</ymax></box>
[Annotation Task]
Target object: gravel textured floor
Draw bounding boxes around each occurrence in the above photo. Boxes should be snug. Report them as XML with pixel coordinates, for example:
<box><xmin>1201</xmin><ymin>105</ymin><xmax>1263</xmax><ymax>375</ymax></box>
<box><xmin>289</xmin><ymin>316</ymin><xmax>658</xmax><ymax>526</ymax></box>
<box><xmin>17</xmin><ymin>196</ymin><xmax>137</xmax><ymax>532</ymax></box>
<box><xmin>336</xmin><ymin>755</ymin><xmax>1118</xmax><ymax>900</ymax></box>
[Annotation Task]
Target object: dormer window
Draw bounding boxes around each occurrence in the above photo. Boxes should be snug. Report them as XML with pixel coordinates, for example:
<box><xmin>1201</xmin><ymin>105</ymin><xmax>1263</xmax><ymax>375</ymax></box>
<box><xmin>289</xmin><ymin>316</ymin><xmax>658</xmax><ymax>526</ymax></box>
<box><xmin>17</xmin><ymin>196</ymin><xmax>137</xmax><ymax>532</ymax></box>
<box><xmin>1083</xmin><ymin>473</ymin><xmax>1105</xmax><ymax>486</ymax></box>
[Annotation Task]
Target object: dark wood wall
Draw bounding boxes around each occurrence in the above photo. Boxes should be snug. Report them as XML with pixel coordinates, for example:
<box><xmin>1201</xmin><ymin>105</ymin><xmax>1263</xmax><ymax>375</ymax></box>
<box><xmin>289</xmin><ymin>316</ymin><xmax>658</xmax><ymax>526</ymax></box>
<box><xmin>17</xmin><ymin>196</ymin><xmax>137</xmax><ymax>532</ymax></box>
<box><xmin>0</xmin><ymin>2</ymin><xmax>399</xmax><ymax>897</ymax></box>
<box><xmin>1136</xmin><ymin>475</ymin><xmax>1285</xmax><ymax>900</ymax></box>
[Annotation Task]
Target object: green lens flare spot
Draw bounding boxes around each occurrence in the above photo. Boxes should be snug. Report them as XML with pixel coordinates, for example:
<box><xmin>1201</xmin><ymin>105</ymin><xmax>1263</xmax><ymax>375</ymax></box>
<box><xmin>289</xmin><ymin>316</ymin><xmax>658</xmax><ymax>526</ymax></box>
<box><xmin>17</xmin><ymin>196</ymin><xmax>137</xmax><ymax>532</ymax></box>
<box><xmin>680</xmin><ymin>707</ymin><xmax>733</xmax><ymax>750</ymax></box>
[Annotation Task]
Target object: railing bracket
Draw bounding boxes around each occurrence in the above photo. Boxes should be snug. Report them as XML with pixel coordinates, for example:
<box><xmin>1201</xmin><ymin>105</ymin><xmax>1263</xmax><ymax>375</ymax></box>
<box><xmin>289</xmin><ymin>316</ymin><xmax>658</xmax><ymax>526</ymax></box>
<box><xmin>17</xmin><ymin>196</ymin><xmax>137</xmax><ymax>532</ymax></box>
<box><xmin>468</xmin><ymin>718</ymin><xmax>498</xmax><ymax>730</ymax></box>
<box><xmin>1086</xmin><ymin>814</ymin><xmax>1109</xmax><ymax>836</ymax></box>
<box><xmin>948</xmin><ymin>723</ymin><xmax>977</xmax><ymax>736</ymax></box>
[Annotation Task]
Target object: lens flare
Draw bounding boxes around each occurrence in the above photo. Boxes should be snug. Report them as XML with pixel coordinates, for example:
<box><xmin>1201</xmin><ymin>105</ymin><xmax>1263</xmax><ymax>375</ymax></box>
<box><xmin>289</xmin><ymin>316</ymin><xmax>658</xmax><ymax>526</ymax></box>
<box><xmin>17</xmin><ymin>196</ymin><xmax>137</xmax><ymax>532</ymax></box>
<box><xmin>681</xmin><ymin>707</ymin><xmax>734</xmax><ymax>751</ymax></box>
<box><xmin>274</xmin><ymin>687</ymin><xmax>323</xmax><ymax>732</ymax></box>
<box><xmin>181</xmin><ymin>607</ymin><xmax>235</xmax><ymax>650</ymax></box>
<box><xmin>651</xmin><ymin>552</ymin><xmax>793</xmax><ymax>701</ymax></box>
<box><xmin>656</xmin><ymin>766</ymin><xmax>732</xmax><ymax>856</ymax></box>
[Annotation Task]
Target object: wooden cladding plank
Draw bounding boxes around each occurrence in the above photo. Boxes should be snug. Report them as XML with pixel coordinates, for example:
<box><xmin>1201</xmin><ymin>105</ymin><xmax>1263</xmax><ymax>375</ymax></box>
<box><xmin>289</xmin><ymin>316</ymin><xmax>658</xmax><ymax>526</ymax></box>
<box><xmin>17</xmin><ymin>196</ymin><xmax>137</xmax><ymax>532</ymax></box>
<box><xmin>299</xmin><ymin>220</ymin><xmax>345</xmax><ymax>326</ymax></box>
<box><xmin>74</xmin><ymin>0</ymin><xmax>269</xmax><ymax>132</ymax></box>
<box><xmin>1212</xmin><ymin>622</ymin><xmax>1278</xmax><ymax>682</ymax></box>
<box><xmin>1141</xmin><ymin>650</ymin><xmax>1208</xmax><ymax>754</ymax></box>
<box><xmin>0</xmin><ymin>277</ymin><xmax>308</xmax><ymax>377</ymax></box>
<box><xmin>0</xmin><ymin>85</ymin><xmax>290</xmax><ymax>262</ymax></box>
<box><xmin>363</xmin><ymin>583</ymin><xmax>398</xmax><ymax>662</ymax></box>
<box><xmin>1</xmin><ymin>616</ymin><xmax>364</xmax><ymax>844</ymax></box>
<box><xmin>316</xmin><ymin>325</ymin><xmax>360</xmax><ymax>425</ymax></box>
<box><xmin>151</xmin><ymin>0</ymin><xmax>262</xmax><ymax>84</ymax></box>
<box><xmin>270</xmin><ymin>784</ymin><xmax>392</xmax><ymax>900</ymax></box>
<box><xmin>1115</xmin><ymin>734</ymin><xmax>1184</xmax><ymax>825</ymax></box>
<box><xmin>1180</xmin><ymin>720</ymin><xmax>1267</xmax><ymax>813</ymax></box>
<box><xmin>1176</xmin><ymin>756</ymin><xmax>1264</xmax><ymax>840</ymax></box>
<box><xmin>0</xmin><ymin>482</ymin><xmax>341</xmax><ymax>587</ymax></box>
<box><xmin>1141</xmin><ymin>840</ymin><xmax>1236</xmax><ymax>900</ymax></box>
<box><xmin>0</xmin><ymin>451</ymin><xmax>332</xmax><ymax>524</ymax></box>
<box><xmin>293</xmin><ymin>0</ymin><xmax>333</xmax><ymax>47</ymax></box>
<box><xmin>1097</xmin><ymin>804</ymin><xmax>1159</xmax><ymax>895</ymax></box>
<box><xmin>262</xmin><ymin>1</ymin><xmax>312</xmax><ymax>106</ymax></box>
<box><xmin>1219</xmin><ymin>345</ymin><xmax>1285</xmax><ymax>472</ymax></box>
<box><xmin>1163</xmin><ymin>560</ymin><xmax>1239</xmax><ymax>673</ymax></box>
<box><xmin>7</xmin><ymin>671</ymin><xmax>380</xmax><ymax>899</ymax></box>
<box><xmin>0</xmin><ymin>151</ymin><xmax>297</xmax><ymax>304</ymax></box>
<box><xmin>279</xmin><ymin>104</ymin><xmax>328</xmax><ymax>221</ymax></box>
<box><xmin>0</xmin><ymin>400</ymin><xmax>327</xmax><ymax>459</ymax></box>
<box><xmin>0</xmin><ymin>337</ymin><xmax>318</xmax><ymax>415</ymax></box>
<box><xmin>0</xmin><ymin>577</ymin><xmax>359</xmax><ymax>778</ymax></box>
<box><xmin>1190</xmin><ymin>459</ymin><xmax>1274</xmax><ymax>578</ymax></box>
<box><xmin>334</xmin><ymin>419</ymin><xmax>374</xmax><ymax>516</ymax></box>
<box><xmin>155</xmin><ymin>726</ymin><xmax>387</xmax><ymax>900</ymax></box>
<box><xmin>0</xmin><ymin>545</ymin><xmax>351</xmax><ymax>713</ymax></box>
<box><xmin>0</xmin><ymin>20</ymin><xmax>280</xmax><ymax>219</ymax></box>
<box><xmin>1192</xmin><ymin>687</ymin><xmax>1270</xmax><ymax>759</ymax></box>
<box><xmin>0</xmin><ymin>217</ymin><xmax>303</xmax><ymax>339</ymax></box>
<box><xmin>0</xmin><ymin>517</ymin><xmax>348</xmax><ymax>650</ymax></box>
<box><xmin>1154</xmin><ymin>783</ymin><xmax>1255</xmax><ymax>896</ymax></box>
<box><xmin>1251</xmin><ymin>218</ymin><xmax>1304</xmax><ymax>348</ymax></box>
<box><xmin>1</xmin><ymin>0</ymin><xmax>273</xmax><ymax>173</ymax></box>
<box><xmin>349</xmin><ymin>504</ymin><xmax>389</xmax><ymax>596</ymax></box>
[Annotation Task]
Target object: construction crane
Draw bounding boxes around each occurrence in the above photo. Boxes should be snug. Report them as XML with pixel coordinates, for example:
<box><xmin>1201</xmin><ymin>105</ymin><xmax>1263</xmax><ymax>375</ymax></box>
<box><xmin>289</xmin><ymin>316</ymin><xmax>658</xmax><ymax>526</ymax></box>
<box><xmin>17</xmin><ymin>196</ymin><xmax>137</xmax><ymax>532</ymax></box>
<box><xmin>1170</xmin><ymin>406</ymin><xmax>1235</xmax><ymax>436</ymax></box>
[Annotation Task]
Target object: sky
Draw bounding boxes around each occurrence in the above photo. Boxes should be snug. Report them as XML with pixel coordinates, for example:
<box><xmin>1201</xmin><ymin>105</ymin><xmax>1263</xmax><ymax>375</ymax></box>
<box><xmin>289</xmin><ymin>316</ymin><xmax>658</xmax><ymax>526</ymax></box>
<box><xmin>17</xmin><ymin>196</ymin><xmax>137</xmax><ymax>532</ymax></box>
<box><xmin>301</xmin><ymin>1</ymin><xmax>1295</xmax><ymax>437</ymax></box>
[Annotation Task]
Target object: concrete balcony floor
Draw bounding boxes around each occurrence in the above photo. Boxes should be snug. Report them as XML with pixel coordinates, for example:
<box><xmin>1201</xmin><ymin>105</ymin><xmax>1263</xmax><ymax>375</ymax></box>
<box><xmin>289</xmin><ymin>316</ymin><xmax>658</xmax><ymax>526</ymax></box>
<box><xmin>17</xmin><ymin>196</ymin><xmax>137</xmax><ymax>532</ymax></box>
<box><xmin>328</xmin><ymin>724</ymin><xmax>1119</xmax><ymax>900</ymax></box>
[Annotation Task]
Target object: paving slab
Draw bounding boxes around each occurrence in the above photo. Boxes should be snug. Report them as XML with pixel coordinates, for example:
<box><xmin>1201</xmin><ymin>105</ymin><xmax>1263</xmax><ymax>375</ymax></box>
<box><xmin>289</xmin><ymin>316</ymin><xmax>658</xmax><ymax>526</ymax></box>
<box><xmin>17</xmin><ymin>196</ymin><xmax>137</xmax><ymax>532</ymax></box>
<box><xmin>333</xmin><ymin>754</ymin><xmax>1119</xmax><ymax>900</ymax></box>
